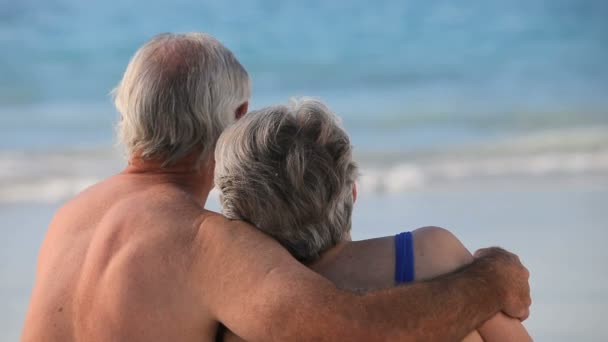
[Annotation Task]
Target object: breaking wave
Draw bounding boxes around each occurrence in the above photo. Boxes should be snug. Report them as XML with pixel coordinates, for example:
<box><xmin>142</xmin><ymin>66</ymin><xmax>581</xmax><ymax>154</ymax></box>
<box><xmin>1</xmin><ymin>127</ymin><xmax>607</xmax><ymax>203</ymax></box>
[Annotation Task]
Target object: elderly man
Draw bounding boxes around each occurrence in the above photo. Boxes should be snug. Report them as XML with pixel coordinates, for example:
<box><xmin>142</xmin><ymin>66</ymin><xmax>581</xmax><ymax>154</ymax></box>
<box><xmin>22</xmin><ymin>33</ymin><xmax>530</xmax><ymax>342</ymax></box>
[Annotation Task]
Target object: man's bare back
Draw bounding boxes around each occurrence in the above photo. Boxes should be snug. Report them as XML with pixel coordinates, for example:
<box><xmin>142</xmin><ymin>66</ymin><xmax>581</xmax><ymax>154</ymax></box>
<box><xmin>22</xmin><ymin>172</ymin><xmax>224</xmax><ymax>341</ymax></box>
<box><xmin>22</xmin><ymin>167</ymin><xmax>532</xmax><ymax>342</ymax></box>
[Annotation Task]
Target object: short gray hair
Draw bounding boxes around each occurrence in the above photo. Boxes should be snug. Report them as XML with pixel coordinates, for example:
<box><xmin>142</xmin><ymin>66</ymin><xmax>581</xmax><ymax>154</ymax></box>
<box><xmin>214</xmin><ymin>98</ymin><xmax>358</xmax><ymax>262</ymax></box>
<box><xmin>113</xmin><ymin>33</ymin><xmax>251</xmax><ymax>166</ymax></box>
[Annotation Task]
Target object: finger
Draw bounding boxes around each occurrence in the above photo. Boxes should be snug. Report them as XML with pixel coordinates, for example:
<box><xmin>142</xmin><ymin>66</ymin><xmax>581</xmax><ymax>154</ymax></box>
<box><xmin>519</xmin><ymin>308</ymin><xmax>530</xmax><ymax>322</ymax></box>
<box><xmin>524</xmin><ymin>286</ymin><xmax>532</xmax><ymax>309</ymax></box>
<box><xmin>473</xmin><ymin>247</ymin><xmax>492</xmax><ymax>258</ymax></box>
<box><xmin>524</xmin><ymin>281</ymin><xmax>531</xmax><ymax>306</ymax></box>
<box><xmin>502</xmin><ymin>308</ymin><xmax>522</xmax><ymax>320</ymax></box>
<box><xmin>505</xmin><ymin>307</ymin><xmax>529</xmax><ymax>322</ymax></box>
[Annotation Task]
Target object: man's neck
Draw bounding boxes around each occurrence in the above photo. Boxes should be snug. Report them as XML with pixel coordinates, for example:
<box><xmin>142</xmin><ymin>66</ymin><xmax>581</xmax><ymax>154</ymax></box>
<box><xmin>123</xmin><ymin>154</ymin><xmax>214</xmax><ymax>206</ymax></box>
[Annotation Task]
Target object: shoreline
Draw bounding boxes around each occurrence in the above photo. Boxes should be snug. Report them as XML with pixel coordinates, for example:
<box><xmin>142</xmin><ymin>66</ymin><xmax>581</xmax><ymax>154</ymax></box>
<box><xmin>3</xmin><ymin>186</ymin><xmax>608</xmax><ymax>341</ymax></box>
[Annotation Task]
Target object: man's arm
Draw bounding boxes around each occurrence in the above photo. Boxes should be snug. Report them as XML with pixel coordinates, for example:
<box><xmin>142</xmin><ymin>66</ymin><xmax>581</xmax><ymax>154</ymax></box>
<box><xmin>194</xmin><ymin>215</ymin><xmax>530</xmax><ymax>341</ymax></box>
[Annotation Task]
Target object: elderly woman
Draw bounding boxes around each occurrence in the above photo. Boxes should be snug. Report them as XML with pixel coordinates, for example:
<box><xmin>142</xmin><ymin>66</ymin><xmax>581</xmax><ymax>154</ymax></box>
<box><xmin>214</xmin><ymin>98</ymin><xmax>531</xmax><ymax>341</ymax></box>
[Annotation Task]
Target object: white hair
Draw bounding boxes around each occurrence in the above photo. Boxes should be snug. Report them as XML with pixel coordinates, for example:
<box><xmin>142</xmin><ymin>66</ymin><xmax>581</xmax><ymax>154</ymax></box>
<box><xmin>214</xmin><ymin>98</ymin><xmax>358</xmax><ymax>262</ymax></box>
<box><xmin>113</xmin><ymin>32</ymin><xmax>251</xmax><ymax>166</ymax></box>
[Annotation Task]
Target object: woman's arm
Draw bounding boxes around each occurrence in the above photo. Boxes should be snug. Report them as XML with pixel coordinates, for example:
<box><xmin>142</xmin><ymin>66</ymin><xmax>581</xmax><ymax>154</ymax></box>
<box><xmin>412</xmin><ymin>226</ymin><xmax>532</xmax><ymax>342</ymax></box>
<box><xmin>195</xmin><ymin>216</ymin><xmax>530</xmax><ymax>341</ymax></box>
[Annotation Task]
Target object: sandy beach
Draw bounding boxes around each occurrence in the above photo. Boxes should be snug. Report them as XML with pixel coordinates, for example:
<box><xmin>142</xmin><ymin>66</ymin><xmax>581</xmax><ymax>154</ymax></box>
<box><xmin>2</xmin><ymin>176</ymin><xmax>607</xmax><ymax>341</ymax></box>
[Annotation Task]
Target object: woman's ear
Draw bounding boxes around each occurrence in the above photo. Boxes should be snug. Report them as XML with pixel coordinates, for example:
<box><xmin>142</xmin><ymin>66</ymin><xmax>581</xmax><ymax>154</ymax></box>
<box><xmin>235</xmin><ymin>102</ymin><xmax>249</xmax><ymax>120</ymax></box>
<box><xmin>352</xmin><ymin>183</ymin><xmax>357</xmax><ymax>203</ymax></box>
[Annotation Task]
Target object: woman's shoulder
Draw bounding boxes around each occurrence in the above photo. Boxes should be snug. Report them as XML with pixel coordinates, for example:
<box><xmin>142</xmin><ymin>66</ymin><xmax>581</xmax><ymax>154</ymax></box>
<box><xmin>410</xmin><ymin>226</ymin><xmax>475</xmax><ymax>281</ymax></box>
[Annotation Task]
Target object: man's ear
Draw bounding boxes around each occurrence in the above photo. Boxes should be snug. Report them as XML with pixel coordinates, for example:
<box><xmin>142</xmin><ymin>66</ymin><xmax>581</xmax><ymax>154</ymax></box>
<box><xmin>352</xmin><ymin>183</ymin><xmax>357</xmax><ymax>203</ymax></box>
<box><xmin>235</xmin><ymin>102</ymin><xmax>249</xmax><ymax>120</ymax></box>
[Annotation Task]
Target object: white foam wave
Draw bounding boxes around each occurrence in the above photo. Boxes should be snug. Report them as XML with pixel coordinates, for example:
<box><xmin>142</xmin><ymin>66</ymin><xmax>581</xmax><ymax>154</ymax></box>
<box><xmin>0</xmin><ymin>148</ymin><xmax>123</xmax><ymax>203</ymax></box>
<box><xmin>358</xmin><ymin>149</ymin><xmax>608</xmax><ymax>193</ymax></box>
<box><xmin>0</xmin><ymin>177</ymin><xmax>99</xmax><ymax>203</ymax></box>
<box><xmin>1</xmin><ymin>127</ymin><xmax>608</xmax><ymax>203</ymax></box>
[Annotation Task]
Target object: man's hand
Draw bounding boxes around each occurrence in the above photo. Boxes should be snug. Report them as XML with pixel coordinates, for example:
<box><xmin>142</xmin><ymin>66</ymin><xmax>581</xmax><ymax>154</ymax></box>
<box><xmin>474</xmin><ymin>247</ymin><xmax>531</xmax><ymax>321</ymax></box>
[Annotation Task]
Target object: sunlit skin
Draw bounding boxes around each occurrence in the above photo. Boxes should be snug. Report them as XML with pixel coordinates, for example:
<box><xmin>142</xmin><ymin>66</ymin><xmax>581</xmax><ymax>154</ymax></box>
<box><xmin>223</xmin><ymin>187</ymin><xmax>531</xmax><ymax>342</ymax></box>
<box><xmin>21</xmin><ymin>103</ymin><xmax>531</xmax><ymax>342</ymax></box>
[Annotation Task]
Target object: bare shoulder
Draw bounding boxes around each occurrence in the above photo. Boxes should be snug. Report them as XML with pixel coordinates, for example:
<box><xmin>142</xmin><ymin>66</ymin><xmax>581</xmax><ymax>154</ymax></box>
<box><xmin>411</xmin><ymin>226</ymin><xmax>474</xmax><ymax>280</ymax></box>
<box><xmin>190</xmin><ymin>211</ymin><xmax>328</xmax><ymax>333</ymax></box>
<box><xmin>48</xmin><ymin>175</ymin><xmax>137</xmax><ymax>228</ymax></box>
<box><xmin>195</xmin><ymin>212</ymin><xmax>280</xmax><ymax>249</ymax></box>
<box><xmin>194</xmin><ymin>211</ymin><xmax>250</xmax><ymax>245</ymax></box>
<box><xmin>193</xmin><ymin>213</ymin><xmax>293</xmax><ymax>273</ymax></box>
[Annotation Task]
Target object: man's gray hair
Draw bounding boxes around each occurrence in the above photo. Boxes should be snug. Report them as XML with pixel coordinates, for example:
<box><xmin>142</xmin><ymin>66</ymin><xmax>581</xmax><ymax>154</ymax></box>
<box><xmin>214</xmin><ymin>98</ymin><xmax>358</xmax><ymax>262</ymax></box>
<box><xmin>113</xmin><ymin>33</ymin><xmax>251</xmax><ymax>166</ymax></box>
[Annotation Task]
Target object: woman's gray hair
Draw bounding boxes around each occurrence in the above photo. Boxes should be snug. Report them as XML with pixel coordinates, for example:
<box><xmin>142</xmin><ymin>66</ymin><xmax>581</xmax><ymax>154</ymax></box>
<box><xmin>214</xmin><ymin>98</ymin><xmax>358</xmax><ymax>262</ymax></box>
<box><xmin>113</xmin><ymin>32</ymin><xmax>251</xmax><ymax>166</ymax></box>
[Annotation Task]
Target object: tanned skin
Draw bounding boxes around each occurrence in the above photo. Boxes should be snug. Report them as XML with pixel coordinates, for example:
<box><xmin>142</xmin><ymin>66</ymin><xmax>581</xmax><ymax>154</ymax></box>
<box><xmin>224</xmin><ymin>227</ymin><xmax>532</xmax><ymax>342</ymax></box>
<box><xmin>312</xmin><ymin>228</ymin><xmax>532</xmax><ymax>342</ymax></box>
<box><xmin>22</xmin><ymin>155</ymin><xmax>531</xmax><ymax>342</ymax></box>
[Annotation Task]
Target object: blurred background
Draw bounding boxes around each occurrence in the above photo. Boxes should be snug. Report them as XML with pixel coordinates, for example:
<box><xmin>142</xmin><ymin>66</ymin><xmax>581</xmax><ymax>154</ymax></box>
<box><xmin>1</xmin><ymin>0</ymin><xmax>607</xmax><ymax>340</ymax></box>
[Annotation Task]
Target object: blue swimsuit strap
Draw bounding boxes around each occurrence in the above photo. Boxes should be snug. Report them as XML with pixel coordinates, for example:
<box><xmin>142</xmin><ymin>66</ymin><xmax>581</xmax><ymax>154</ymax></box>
<box><xmin>394</xmin><ymin>231</ymin><xmax>415</xmax><ymax>283</ymax></box>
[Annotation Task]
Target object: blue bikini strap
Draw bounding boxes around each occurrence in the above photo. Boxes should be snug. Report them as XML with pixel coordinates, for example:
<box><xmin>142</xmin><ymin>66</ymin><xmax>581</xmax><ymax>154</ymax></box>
<box><xmin>394</xmin><ymin>231</ymin><xmax>415</xmax><ymax>283</ymax></box>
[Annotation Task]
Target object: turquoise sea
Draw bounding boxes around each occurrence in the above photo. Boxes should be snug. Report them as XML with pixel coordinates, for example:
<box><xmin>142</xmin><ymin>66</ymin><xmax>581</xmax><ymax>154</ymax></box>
<box><xmin>1</xmin><ymin>0</ymin><xmax>607</xmax><ymax>340</ymax></box>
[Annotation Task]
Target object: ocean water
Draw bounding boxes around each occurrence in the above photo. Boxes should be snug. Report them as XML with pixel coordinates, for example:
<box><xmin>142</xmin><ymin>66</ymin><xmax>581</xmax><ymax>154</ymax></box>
<box><xmin>1</xmin><ymin>0</ymin><xmax>608</xmax><ymax>199</ymax></box>
<box><xmin>1</xmin><ymin>0</ymin><xmax>607</xmax><ymax>340</ymax></box>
